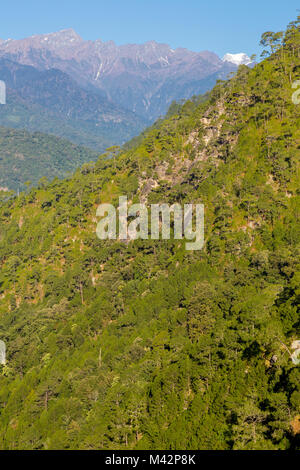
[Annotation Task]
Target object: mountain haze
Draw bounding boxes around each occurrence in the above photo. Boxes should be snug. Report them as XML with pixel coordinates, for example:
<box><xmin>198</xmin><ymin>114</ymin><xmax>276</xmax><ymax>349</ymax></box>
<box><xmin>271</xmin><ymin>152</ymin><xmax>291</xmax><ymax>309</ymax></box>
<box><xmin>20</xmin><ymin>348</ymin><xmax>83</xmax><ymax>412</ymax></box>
<box><xmin>0</xmin><ymin>58</ymin><xmax>148</xmax><ymax>151</ymax></box>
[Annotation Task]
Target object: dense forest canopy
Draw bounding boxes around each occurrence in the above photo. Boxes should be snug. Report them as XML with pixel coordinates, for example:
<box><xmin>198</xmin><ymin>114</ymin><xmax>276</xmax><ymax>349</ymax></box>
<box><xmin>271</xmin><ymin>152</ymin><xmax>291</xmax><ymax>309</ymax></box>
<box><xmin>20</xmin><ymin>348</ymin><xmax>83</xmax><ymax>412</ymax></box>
<box><xmin>0</xmin><ymin>18</ymin><xmax>299</xmax><ymax>450</ymax></box>
<box><xmin>0</xmin><ymin>127</ymin><xmax>99</xmax><ymax>191</ymax></box>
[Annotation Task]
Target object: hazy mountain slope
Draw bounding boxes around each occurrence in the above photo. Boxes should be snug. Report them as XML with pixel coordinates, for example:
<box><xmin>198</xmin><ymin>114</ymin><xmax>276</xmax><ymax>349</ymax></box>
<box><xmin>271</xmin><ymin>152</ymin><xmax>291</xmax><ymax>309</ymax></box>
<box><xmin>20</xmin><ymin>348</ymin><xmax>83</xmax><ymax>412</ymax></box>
<box><xmin>0</xmin><ymin>30</ymin><xmax>240</xmax><ymax>120</ymax></box>
<box><xmin>0</xmin><ymin>20</ymin><xmax>299</xmax><ymax>450</ymax></box>
<box><xmin>0</xmin><ymin>59</ymin><xmax>148</xmax><ymax>150</ymax></box>
<box><xmin>0</xmin><ymin>88</ymin><xmax>113</xmax><ymax>151</ymax></box>
<box><xmin>0</xmin><ymin>126</ymin><xmax>99</xmax><ymax>191</ymax></box>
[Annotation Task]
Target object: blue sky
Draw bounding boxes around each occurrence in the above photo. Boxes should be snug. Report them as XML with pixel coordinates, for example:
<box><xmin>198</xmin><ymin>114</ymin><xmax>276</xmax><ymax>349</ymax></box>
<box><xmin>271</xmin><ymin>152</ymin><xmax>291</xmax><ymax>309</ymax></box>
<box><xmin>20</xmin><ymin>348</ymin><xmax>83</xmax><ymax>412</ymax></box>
<box><xmin>2</xmin><ymin>0</ymin><xmax>300</xmax><ymax>57</ymax></box>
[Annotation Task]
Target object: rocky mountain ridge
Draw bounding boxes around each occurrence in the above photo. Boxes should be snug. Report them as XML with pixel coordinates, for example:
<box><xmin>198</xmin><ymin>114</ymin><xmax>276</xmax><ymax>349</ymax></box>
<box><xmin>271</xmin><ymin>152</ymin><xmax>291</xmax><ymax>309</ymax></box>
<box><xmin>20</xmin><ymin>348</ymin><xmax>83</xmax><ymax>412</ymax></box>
<box><xmin>0</xmin><ymin>29</ymin><xmax>245</xmax><ymax>120</ymax></box>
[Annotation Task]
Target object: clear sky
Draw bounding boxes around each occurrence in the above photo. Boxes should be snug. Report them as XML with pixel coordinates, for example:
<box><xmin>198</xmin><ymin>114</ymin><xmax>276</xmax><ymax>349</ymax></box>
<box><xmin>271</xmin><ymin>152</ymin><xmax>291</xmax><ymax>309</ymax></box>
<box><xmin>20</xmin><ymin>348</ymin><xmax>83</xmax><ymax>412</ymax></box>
<box><xmin>1</xmin><ymin>0</ymin><xmax>300</xmax><ymax>57</ymax></box>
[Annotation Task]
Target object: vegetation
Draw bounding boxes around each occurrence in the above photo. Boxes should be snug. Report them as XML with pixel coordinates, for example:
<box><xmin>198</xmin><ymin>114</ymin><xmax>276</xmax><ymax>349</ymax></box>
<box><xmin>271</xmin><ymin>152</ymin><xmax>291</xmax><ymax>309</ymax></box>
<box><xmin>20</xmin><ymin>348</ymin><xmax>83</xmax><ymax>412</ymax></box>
<box><xmin>0</xmin><ymin>127</ymin><xmax>99</xmax><ymax>191</ymax></box>
<box><xmin>0</xmin><ymin>18</ymin><xmax>299</xmax><ymax>450</ymax></box>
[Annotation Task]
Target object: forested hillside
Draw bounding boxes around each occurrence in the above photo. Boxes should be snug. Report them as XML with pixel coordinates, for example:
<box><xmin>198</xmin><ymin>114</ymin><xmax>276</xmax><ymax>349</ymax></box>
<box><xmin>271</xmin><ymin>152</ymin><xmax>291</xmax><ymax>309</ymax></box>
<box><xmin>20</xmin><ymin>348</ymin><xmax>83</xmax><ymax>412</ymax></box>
<box><xmin>0</xmin><ymin>127</ymin><xmax>99</xmax><ymax>191</ymax></box>
<box><xmin>0</xmin><ymin>19</ymin><xmax>299</xmax><ymax>450</ymax></box>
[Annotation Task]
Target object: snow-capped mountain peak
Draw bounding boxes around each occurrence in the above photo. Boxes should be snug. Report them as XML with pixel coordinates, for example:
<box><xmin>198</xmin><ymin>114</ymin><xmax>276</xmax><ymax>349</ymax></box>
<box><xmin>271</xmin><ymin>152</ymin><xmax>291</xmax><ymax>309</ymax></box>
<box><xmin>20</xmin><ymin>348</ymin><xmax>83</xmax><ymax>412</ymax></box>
<box><xmin>222</xmin><ymin>53</ymin><xmax>252</xmax><ymax>66</ymax></box>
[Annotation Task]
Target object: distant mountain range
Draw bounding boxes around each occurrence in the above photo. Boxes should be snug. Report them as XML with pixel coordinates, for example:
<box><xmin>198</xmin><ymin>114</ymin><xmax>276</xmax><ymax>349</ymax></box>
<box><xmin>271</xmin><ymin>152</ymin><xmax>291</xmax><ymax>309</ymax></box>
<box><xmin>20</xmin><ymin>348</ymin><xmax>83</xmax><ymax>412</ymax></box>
<box><xmin>0</xmin><ymin>58</ymin><xmax>148</xmax><ymax>151</ymax></box>
<box><xmin>0</xmin><ymin>29</ymin><xmax>250</xmax><ymax>123</ymax></box>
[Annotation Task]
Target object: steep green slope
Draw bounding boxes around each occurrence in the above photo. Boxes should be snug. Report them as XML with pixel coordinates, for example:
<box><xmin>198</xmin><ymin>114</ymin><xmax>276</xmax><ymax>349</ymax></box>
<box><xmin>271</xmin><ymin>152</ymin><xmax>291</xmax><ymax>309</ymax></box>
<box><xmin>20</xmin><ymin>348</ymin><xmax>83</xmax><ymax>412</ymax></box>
<box><xmin>0</xmin><ymin>20</ymin><xmax>299</xmax><ymax>450</ymax></box>
<box><xmin>0</xmin><ymin>126</ymin><xmax>99</xmax><ymax>191</ymax></box>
